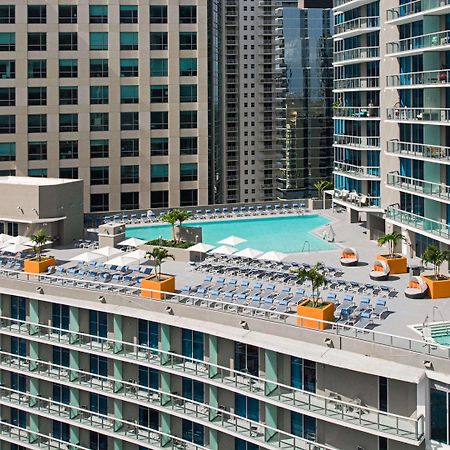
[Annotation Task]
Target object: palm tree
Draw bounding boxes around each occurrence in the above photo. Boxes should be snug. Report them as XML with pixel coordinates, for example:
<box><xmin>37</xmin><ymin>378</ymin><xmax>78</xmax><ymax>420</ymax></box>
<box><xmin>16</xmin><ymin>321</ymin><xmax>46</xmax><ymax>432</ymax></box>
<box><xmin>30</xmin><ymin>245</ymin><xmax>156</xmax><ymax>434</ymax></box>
<box><xmin>176</xmin><ymin>210</ymin><xmax>192</xmax><ymax>228</ymax></box>
<box><xmin>291</xmin><ymin>263</ymin><xmax>327</xmax><ymax>307</ymax></box>
<box><xmin>314</xmin><ymin>180</ymin><xmax>333</xmax><ymax>199</ymax></box>
<box><xmin>377</xmin><ymin>231</ymin><xmax>406</xmax><ymax>258</ymax></box>
<box><xmin>30</xmin><ymin>229</ymin><xmax>50</xmax><ymax>262</ymax></box>
<box><xmin>146</xmin><ymin>247</ymin><xmax>174</xmax><ymax>280</ymax></box>
<box><xmin>421</xmin><ymin>245</ymin><xmax>450</xmax><ymax>279</ymax></box>
<box><xmin>160</xmin><ymin>210</ymin><xmax>178</xmax><ymax>242</ymax></box>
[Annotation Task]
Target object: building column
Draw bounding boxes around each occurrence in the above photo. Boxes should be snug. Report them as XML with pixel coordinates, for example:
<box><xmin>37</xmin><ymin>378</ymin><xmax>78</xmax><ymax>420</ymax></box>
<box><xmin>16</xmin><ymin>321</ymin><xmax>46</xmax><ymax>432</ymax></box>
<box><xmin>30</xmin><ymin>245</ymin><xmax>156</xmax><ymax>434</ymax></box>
<box><xmin>28</xmin><ymin>298</ymin><xmax>39</xmax><ymax>336</ymax></box>
<box><xmin>69</xmin><ymin>306</ymin><xmax>79</xmax><ymax>344</ymax></box>
<box><xmin>160</xmin><ymin>324</ymin><xmax>171</xmax><ymax>446</ymax></box>
<box><xmin>28</xmin><ymin>413</ymin><xmax>38</xmax><ymax>443</ymax></box>
<box><xmin>208</xmin><ymin>334</ymin><xmax>219</xmax><ymax>448</ymax></box>
<box><xmin>264</xmin><ymin>350</ymin><xmax>278</xmax><ymax>441</ymax></box>
<box><xmin>113</xmin><ymin>314</ymin><xmax>123</xmax><ymax>354</ymax></box>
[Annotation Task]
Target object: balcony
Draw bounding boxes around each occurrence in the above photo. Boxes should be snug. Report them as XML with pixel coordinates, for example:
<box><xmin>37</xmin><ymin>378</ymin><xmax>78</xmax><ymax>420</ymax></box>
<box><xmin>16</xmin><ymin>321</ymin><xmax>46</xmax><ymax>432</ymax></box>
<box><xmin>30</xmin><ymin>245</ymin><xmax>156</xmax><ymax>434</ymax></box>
<box><xmin>386</xmin><ymin>140</ymin><xmax>450</xmax><ymax>163</ymax></box>
<box><xmin>333</xmin><ymin>106</ymin><xmax>380</xmax><ymax>120</ymax></box>
<box><xmin>386</xmin><ymin>173</ymin><xmax>450</xmax><ymax>203</ymax></box>
<box><xmin>334</xmin><ymin>0</ymin><xmax>372</xmax><ymax>13</ymax></box>
<box><xmin>333</xmin><ymin>47</ymin><xmax>379</xmax><ymax>65</ymax></box>
<box><xmin>334</xmin><ymin>16</ymin><xmax>380</xmax><ymax>38</ymax></box>
<box><xmin>334</xmin><ymin>135</ymin><xmax>380</xmax><ymax>150</ymax></box>
<box><xmin>334</xmin><ymin>76</ymin><xmax>379</xmax><ymax>91</ymax></box>
<box><xmin>331</xmin><ymin>189</ymin><xmax>383</xmax><ymax>212</ymax></box>
<box><xmin>386</xmin><ymin>0</ymin><xmax>450</xmax><ymax>24</ymax></box>
<box><xmin>387</xmin><ymin>68</ymin><xmax>450</xmax><ymax>88</ymax></box>
<box><xmin>387</xmin><ymin>30</ymin><xmax>450</xmax><ymax>56</ymax></box>
<box><xmin>386</xmin><ymin>107</ymin><xmax>450</xmax><ymax>125</ymax></box>
<box><xmin>334</xmin><ymin>162</ymin><xmax>380</xmax><ymax>180</ymax></box>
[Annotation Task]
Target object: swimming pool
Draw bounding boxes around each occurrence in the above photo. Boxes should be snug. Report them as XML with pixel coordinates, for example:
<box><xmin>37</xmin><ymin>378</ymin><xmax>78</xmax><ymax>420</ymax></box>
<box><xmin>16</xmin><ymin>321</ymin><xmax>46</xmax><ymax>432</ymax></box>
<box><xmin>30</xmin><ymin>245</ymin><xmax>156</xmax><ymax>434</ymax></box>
<box><xmin>125</xmin><ymin>215</ymin><xmax>335</xmax><ymax>253</ymax></box>
<box><xmin>414</xmin><ymin>322</ymin><xmax>450</xmax><ymax>346</ymax></box>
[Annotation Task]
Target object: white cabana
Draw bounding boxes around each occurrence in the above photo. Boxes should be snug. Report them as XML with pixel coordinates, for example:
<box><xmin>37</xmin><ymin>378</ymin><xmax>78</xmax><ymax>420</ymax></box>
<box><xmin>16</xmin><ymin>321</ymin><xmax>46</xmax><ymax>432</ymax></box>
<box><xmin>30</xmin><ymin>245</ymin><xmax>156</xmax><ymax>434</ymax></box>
<box><xmin>210</xmin><ymin>245</ymin><xmax>237</xmax><ymax>255</ymax></box>
<box><xmin>234</xmin><ymin>248</ymin><xmax>263</xmax><ymax>259</ymax></box>
<box><xmin>105</xmin><ymin>255</ymin><xmax>139</xmax><ymax>267</ymax></box>
<box><xmin>189</xmin><ymin>243</ymin><xmax>215</xmax><ymax>253</ymax></box>
<box><xmin>2</xmin><ymin>243</ymin><xmax>30</xmax><ymax>253</ymax></box>
<box><xmin>218</xmin><ymin>235</ymin><xmax>247</xmax><ymax>246</ymax></box>
<box><xmin>93</xmin><ymin>246</ymin><xmax>123</xmax><ymax>258</ymax></box>
<box><xmin>117</xmin><ymin>237</ymin><xmax>146</xmax><ymax>248</ymax></box>
<box><xmin>70</xmin><ymin>252</ymin><xmax>103</xmax><ymax>263</ymax></box>
<box><xmin>124</xmin><ymin>249</ymin><xmax>148</xmax><ymax>262</ymax></box>
<box><xmin>7</xmin><ymin>235</ymin><xmax>30</xmax><ymax>245</ymax></box>
<box><xmin>258</xmin><ymin>251</ymin><xmax>288</xmax><ymax>262</ymax></box>
<box><xmin>0</xmin><ymin>233</ymin><xmax>12</xmax><ymax>243</ymax></box>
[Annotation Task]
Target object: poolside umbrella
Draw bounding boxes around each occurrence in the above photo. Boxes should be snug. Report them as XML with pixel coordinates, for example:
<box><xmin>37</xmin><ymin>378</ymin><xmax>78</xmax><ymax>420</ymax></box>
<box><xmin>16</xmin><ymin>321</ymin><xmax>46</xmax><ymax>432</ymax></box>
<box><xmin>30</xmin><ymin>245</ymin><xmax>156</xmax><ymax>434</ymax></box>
<box><xmin>105</xmin><ymin>255</ymin><xmax>139</xmax><ymax>267</ymax></box>
<box><xmin>218</xmin><ymin>235</ymin><xmax>247</xmax><ymax>246</ymax></box>
<box><xmin>0</xmin><ymin>233</ymin><xmax>11</xmax><ymax>243</ymax></box>
<box><xmin>234</xmin><ymin>248</ymin><xmax>263</xmax><ymax>259</ymax></box>
<box><xmin>189</xmin><ymin>243</ymin><xmax>215</xmax><ymax>253</ymax></box>
<box><xmin>124</xmin><ymin>249</ymin><xmax>148</xmax><ymax>262</ymax></box>
<box><xmin>117</xmin><ymin>237</ymin><xmax>146</xmax><ymax>248</ymax></box>
<box><xmin>210</xmin><ymin>245</ymin><xmax>237</xmax><ymax>255</ymax></box>
<box><xmin>6</xmin><ymin>235</ymin><xmax>29</xmax><ymax>245</ymax></box>
<box><xmin>70</xmin><ymin>252</ymin><xmax>103</xmax><ymax>263</ymax></box>
<box><xmin>2</xmin><ymin>243</ymin><xmax>29</xmax><ymax>254</ymax></box>
<box><xmin>93</xmin><ymin>246</ymin><xmax>122</xmax><ymax>258</ymax></box>
<box><xmin>258</xmin><ymin>251</ymin><xmax>288</xmax><ymax>262</ymax></box>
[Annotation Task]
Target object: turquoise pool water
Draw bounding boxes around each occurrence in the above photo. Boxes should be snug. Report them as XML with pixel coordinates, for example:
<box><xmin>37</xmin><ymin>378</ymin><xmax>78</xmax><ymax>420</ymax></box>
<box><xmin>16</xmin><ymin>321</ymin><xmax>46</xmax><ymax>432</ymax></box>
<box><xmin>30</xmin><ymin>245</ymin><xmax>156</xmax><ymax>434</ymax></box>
<box><xmin>126</xmin><ymin>215</ymin><xmax>335</xmax><ymax>253</ymax></box>
<box><xmin>434</xmin><ymin>335</ymin><xmax>450</xmax><ymax>346</ymax></box>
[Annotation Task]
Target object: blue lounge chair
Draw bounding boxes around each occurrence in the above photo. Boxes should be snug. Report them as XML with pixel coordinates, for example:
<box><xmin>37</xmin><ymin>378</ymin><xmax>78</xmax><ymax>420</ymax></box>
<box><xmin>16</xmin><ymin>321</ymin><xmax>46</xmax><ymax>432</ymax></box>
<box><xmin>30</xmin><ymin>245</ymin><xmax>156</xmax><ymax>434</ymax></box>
<box><xmin>371</xmin><ymin>299</ymin><xmax>387</xmax><ymax>319</ymax></box>
<box><xmin>354</xmin><ymin>311</ymin><xmax>372</xmax><ymax>329</ymax></box>
<box><xmin>354</xmin><ymin>297</ymin><xmax>371</xmax><ymax>314</ymax></box>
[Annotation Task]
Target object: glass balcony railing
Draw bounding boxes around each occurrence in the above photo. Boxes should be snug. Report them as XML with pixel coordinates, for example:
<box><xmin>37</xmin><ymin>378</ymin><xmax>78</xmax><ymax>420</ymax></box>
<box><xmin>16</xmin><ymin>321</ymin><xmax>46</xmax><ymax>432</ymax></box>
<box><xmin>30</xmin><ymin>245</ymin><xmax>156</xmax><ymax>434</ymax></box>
<box><xmin>387</xmin><ymin>30</ymin><xmax>450</xmax><ymax>54</ymax></box>
<box><xmin>386</xmin><ymin>172</ymin><xmax>450</xmax><ymax>201</ymax></box>
<box><xmin>387</xmin><ymin>0</ymin><xmax>450</xmax><ymax>22</ymax></box>
<box><xmin>334</xmin><ymin>16</ymin><xmax>380</xmax><ymax>35</ymax></box>
<box><xmin>334</xmin><ymin>135</ymin><xmax>380</xmax><ymax>149</ymax></box>
<box><xmin>333</xmin><ymin>106</ymin><xmax>380</xmax><ymax>119</ymax></box>
<box><xmin>386</xmin><ymin>140</ymin><xmax>450</xmax><ymax>161</ymax></box>
<box><xmin>386</xmin><ymin>206</ymin><xmax>450</xmax><ymax>240</ymax></box>
<box><xmin>0</xmin><ymin>317</ymin><xmax>425</xmax><ymax>443</ymax></box>
<box><xmin>334</xmin><ymin>76</ymin><xmax>379</xmax><ymax>90</ymax></box>
<box><xmin>386</xmin><ymin>107</ymin><xmax>450</xmax><ymax>123</ymax></box>
<box><xmin>387</xmin><ymin>68</ymin><xmax>450</xmax><ymax>87</ymax></box>
<box><xmin>333</xmin><ymin>190</ymin><xmax>382</xmax><ymax>208</ymax></box>
<box><xmin>334</xmin><ymin>47</ymin><xmax>379</xmax><ymax>64</ymax></box>
<box><xmin>334</xmin><ymin>162</ymin><xmax>380</xmax><ymax>178</ymax></box>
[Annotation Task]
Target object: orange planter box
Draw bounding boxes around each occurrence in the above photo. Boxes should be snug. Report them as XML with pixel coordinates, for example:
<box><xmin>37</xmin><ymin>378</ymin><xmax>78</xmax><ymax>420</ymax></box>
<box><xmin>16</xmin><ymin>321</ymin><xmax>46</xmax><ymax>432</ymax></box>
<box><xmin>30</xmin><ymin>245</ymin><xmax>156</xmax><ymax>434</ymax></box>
<box><xmin>141</xmin><ymin>275</ymin><xmax>175</xmax><ymax>300</ymax></box>
<box><xmin>376</xmin><ymin>254</ymin><xmax>407</xmax><ymax>274</ymax></box>
<box><xmin>297</xmin><ymin>300</ymin><xmax>334</xmax><ymax>330</ymax></box>
<box><xmin>24</xmin><ymin>257</ymin><xmax>56</xmax><ymax>274</ymax></box>
<box><xmin>421</xmin><ymin>275</ymin><xmax>450</xmax><ymax>299</ymax></box>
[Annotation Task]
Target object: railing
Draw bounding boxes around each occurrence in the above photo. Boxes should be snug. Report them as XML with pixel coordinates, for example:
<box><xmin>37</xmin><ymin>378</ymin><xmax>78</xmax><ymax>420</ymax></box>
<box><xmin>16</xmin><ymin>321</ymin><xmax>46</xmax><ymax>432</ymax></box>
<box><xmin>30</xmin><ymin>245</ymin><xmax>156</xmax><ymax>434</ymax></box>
<box><xmin>334</xmin><ymin>135</ymin><xmax>380</xmax><ymax>149</ymax></box>
<box><xmin>387</xmin><ymin>68</ymin><xmax>450</xmax><ymax>87</ymax></box>
<box><xmin>334</xmin><ymin>47</ymin><xmax>379</xmax><ymax>64</ymax></box>
<box><xmin>386</xmin><ymin>140</ymin><xmax>450</xmax><ymax>161</ymax></box>
<box><xmin>386</xmin><ymin>173</ymin><xmax>450</xmax><ymax>200</ymax></box>
<box><xmin>334</xmin><ymin>0</ymin><xmax>363</xmax><ymax>9</ymax></box>
<box><xmin>334</xmin><ymin>16</ymin><xmax>379</xmax><ymax>35</ymax></box>
<box><xmin>387</xmin><ymin>0</ymin><xmax>450</xmax><ymax>21</ymax></box>
<box><xmin>387</xmin><ymin>29</ymin><xmax>450</xmax><ymax>54</ymax></box>
<box><xmin>386</xmin><ymin>107</ymin><xmax>450</xmax><ymax>123</ymax></box>
<box><xmin>333</xmin><ymin>106</ymin><xmax>380</xmax><ymax>119</ymax></box>
<box><xmin>334</xmin><ymin>77</ymin><xmax>379</xmax><ymax>90</ymax></box>
<box><xmin>333</xmin><ymin>191</ymin><xmax>382</xmax><ymax>208</ymax></box>
<box><xmin>334</xmin><ymin>162</ymin><xmax>380</xmax><ymax>178</ymax></box>
<box><xmin>386</xmin><ymin>206</ymin><xmax>450</xmax><ymax>241</ymax></box>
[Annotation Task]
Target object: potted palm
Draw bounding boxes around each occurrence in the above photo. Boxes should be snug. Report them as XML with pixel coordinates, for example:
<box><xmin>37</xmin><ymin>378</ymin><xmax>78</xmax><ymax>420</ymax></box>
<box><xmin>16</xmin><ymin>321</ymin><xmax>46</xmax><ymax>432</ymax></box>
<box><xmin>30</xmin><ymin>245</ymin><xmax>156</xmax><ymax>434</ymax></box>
<box><xmin>292</xmin><ymin>263</ymin><xmax>334</xmax><ymax>330</ymax></box>
<box><xmin>23</xmin><ymin>229</ymin><xmax>55</xmax><ymax>274</ymax></box>
<box><xmin>309</xmin><ymin>180</ymin><xmax>333</xmax><ymax>210</ymax></box>
<box><xmin>421</xmin><ymin>245</ymin><xmax>450</xmax><ymax>299</ymax></box>
<box><xmin>376</xmin><ymin>231</ymin><xmax>408</xmax><ymax>274</ymax></box>
<box><xmin>140</xmin><ymin>247</ymin><xmax>175</xmax><ymax>299</ymax></box>
<box><xmin>160</xmin><ymin>209</ymin><xmax>193</xmax><ymax>244</ymax></box>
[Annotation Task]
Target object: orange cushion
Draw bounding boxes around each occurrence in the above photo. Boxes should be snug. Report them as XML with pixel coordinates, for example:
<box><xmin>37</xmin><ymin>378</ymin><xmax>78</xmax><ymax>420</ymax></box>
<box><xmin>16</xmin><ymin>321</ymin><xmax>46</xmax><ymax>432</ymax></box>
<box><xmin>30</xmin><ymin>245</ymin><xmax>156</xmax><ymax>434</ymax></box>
<box><xmin>343</xmin><ymin>252</ymin><xmax>355</xmax><ymax>258</ymax></box>
<box><xmin>374</xmin><ymin>265</ymin><xmax>384</xmax><ymax>272</ymax></box>
<box><xmin>409</xmin><ymin>281</ymin><xmax>420</xmax><ymax>289</ymax></box>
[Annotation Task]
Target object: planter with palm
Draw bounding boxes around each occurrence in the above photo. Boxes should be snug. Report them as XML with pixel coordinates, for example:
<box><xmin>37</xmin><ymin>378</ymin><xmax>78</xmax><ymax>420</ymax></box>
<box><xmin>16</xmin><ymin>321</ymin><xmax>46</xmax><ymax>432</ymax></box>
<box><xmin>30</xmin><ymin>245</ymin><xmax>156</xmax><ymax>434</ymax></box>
<box><xmin>23</xmin><ymin>229</ymin><xmax>55</xmax><ymax>274</ymax></box>
<box><xmin>376</xmin><ymin>231</ymin><xmax>408</xmax><ymax>274</ymax></box>
<box><xmin>160</xmin><ymin>209</ymin><xmax>193</xmax><ymax>243</ymax></box>
<box><xmin>421</xmin><ymin>245</ymin><xmax>450</xmax><ymax>299</ymax></box>
<box><xmin>141</xmin><ymin>247</ymin><xmax>176</xmax><ymax>299</ymax></box>
<box><xmin>292</xmin><ymin>263</ymin><xmax>328</xmax><ymax>307</ymax></box>
<box><xmin>146</xmin><ymin>247</ymin><xmax>175</xmax><ymax>281</ymax></box>
<box><xmin>314</xmin><ymin>180</ymin><xmax>333</xmax><ymax>200</ymax></box>
<box><xmin>30</xmin><ymin>229</ymin><xmax>50</xmax><ymax>262</ymax></box>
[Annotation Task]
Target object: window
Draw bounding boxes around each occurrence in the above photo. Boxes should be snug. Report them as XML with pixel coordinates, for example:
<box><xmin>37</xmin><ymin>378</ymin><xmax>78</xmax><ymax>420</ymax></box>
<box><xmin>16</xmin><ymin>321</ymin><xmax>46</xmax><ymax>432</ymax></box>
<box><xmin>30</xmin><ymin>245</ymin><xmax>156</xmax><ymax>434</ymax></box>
<box><xmin>0</xmin><ymin>142</ymin><xmax>15</xmax><ymax>161</ymax></box>
<box><xmin>150</xmin><ymin>111</ymin><xmax>168</xmax><ymax>129</ymax></box>
<box><xmin>59</xmin><ymin>59</ymin><xmax>77</xmax><ymax>78</ymax></box>
<box><xmin>180</xmin><ymin>189</ymin><xmax>197</xmax><ymax>206</ymax></box>
<box><xmin>90</xmin><ymin>139</ymin><xmax>109</xmax><ymax>158</ymax></box>
<box><xmin>28</xmin><ymin>60</ymin><xmax>46</xmax><ymax>78</ymax></box>
<box><xmin>53</xmin><ymin>346</ymin><xmax>70</xmax><ymax>367</ymax></box>
<box><xmin>120</xmin><ymin>85</ymin><xmax>139</xmax><ymax>104</ymax></box>
<box><xmin>150</xmin><ymin>85</ymin><xmax>168</xmax><ymax>103</ymax></box>
<box><xmin>180</xmin><ymin>58</ymin><xmax>197</xmax><ymax>76</ymax></box>
<box><xmin>89</xmin><ymin>310</ymin><xmax>108</xmax><ymax>339</ymax></box>
<box><xmin>59</xmin><ymin>140</ymin><xmax>78</xmax><ymax>160</ymax></box>
<box><xmin>179</xmin><ymin>6</ymin><xmax>196</xmax><ymax>24</ymax></box>
<box><xmin>149</xmin><ymin>6</ymin><xmax>167</xmax><ymax>23</ymax></box>
<box><xmin>0</xmin><ymin>33</ymin><xmax>15</xmax><ymax>51</ymax></box>
<box><xmin>28</xmin><ymin>168</ymin><xmax>47</xmax><ymax>177</ymax></box>
<box><xmin>28</xmin><ymin>5</ymin><xmax>46</xmax><ymax>24</ymax></box>
<box><xmin>60</xmin><ymin>167</ymin><xmax>78</xmax><ymax>179</ymax></box>
<box><xmin>0</xmin><ymin>87</ymin><xmax>15</xmax><ymax>106</ymax></box>
<box><xmin>90</xmin><ymin>354</ymin><xmax>108</xmax><ymax>376</ymax></box>
<box><xmin>28</xmin><ymin>141</ymin><xmax>47</xmax><ymax>160</ymax></box>
<box><xmin>121</xmin><ymin>165</ymin><xmax>139</xmax><ymax>184</ymax></box>
<box><xmin>150</xmin><ymin>32</ymin><xmax>168</xmax><ymax>50</ymax></box>
<box><xmin>59</xmin><ymin>5</ymin><xmax>77</xmax><ymax>24</ymax></box>
<box><xmin>90</xmin><ymin>193</ymin><xmax>109</xmax><ymax>212</ymax></box>
<box><xmin>291</xmin><ymin>412</ymin><xmax>316</xmax><ymax>441</ymax></box>
<box><xmin>90</xmin><ymin>431</ymin><xmax>108</xmax><ymax>450</ymax></box>
<box><xmin>151</xmin><ymin>164</ymin><xmax>168</xmax><ymax>182</ymax></box>
<box><xmin>379</xmin><ymin>377</ymin><xmax>388</xmax><ymax>412</ymax></box>
<box><xmin>0</xmin><ymin>115</ymin><xmax>15</xmax><ymax>133</ymax></box>
<box><xmin>151</xmin><ymin>190</ymin><xmax>168</xmax><ymax>207</ymax></box>
<box><xmin>89</xmin><ymin>5</ymin><xmax>107</xmax><ymax>24</ymax></box>
<box><xmin>139</xmin><ymin>366</ymin><xmax>159</xmax><ymax>389</ymax></box>
<box><xmin>11</xmin><ymin>373</ymin><xmax>26</xmax><ymax>393</ymax></box>
<box><xmin>90</xmin><ymin>86</ymin><xmax>108</xmax><ymax>105</ymax></box>
<box><xmin>180</xmin><ymin>137</ymin><xmax>197</xmax><ymax>155</ymax></box>
<box><xmin>11</xmin><ymin>296</ymin><xmax>26</xmax><ymax>322</ymax></box>
<box><xmin>90</xmin><ymin>32</ymin><xmax>108</xmax><ymax>51</ymax></box>
<box><xmin>431</xmin><ymin>387</ymin><xmax>448</xmax><ymax>443</ymax></box>
<box><xmin>121</xmin><ymin>111</ymin><xmax>139</xmax><ymax>131</ymax></box>
<box><xmin>90</xmin><ymin>59</ymin><xmax>108</xmax><ymax>78</ymax></box>
<box><xmin>120</xmin><ymin>5</ymin><xmax>138</xmax><ymax>24</ymax></box>
<box><xmin>150</xmin><ymin>137</ymin><xmax>168</xmax><ymax>156</ymax></box>
<box><xmin>59</xmin><ymin>86</ymin><xmax>78</xmax><ymax>105</ymax></box>
<box><xmin>28</xmin><ymin>32</ymin><xmax>46</xmax><ymax>51</ymax></box>
<box><xmin>120</xmin><ymin>32</ymin><xmax>138</xmax><ymax>51</ymax></box>
<box><xmin>0</xmin><ymin>6</ymin><xmax>14</xmax><ymax>24</ymax></box>
<box><xmin>59</xmin><ymin>113</ymin><xmax>78</xmax><ymax>132</ymax></box>
<box><xmin>235</xmin><ymin>394</ymin><xmax>259</xmax><ymax>421</ymax></box>
<box><xmin>11</xmin><ymin>336</ymin><xmax>26</xmax><ymax>356</ymax></box>
<box><xmin>91</xmin><ymin>166</ymin><xmax>109</xmax><ymax>185</ymax></box>
<box><xmin>53</xmin><ymin>421</ymin><xmax>70</xmax><ymax>442</ymax></box>
<box><xmin>182</xmin><ymin>378</ymin><xmax>204</xmax><ymax>403</ymax></box>
<box><xmin>179</xmin><ymin>32</ymin><xmax>197</xmax><ymax>50</ymax></box>
<box><xmin>180</xmin><ymin>85</ymin><xmax>197</xmax><ymax>102</ymax></box>
<box><xmin>59</xmin><ymin>32</ymin><xmax>77</xmax><ymax>51</ymax></box>
<box><xmin>182</xmin><ymin>329</ymin><xmax>204</xmax><ymax>360</ymax></box>
<box><xmin>138</xmin><ymin>320</ymin><xmax>158</xmax><ymax>348</ymax></box>
<box><xmin>180</xmin><ymin>111</ymin><xmax>197</xmax><ymax>129</ymax></box>
<box><xmin>150</xmin><ymin>59</ymin><xmax>168</xmax><ymax>76</ymax></box>
<box><xmin>52</xmin><ymin>304</ymin><xmax>69</xmax><ymax>331</ymax></box>
<box><xmin>120</xmin><ymin>59</ymin><xmax>138</xmax><ymax>77</ymax></box>
<box><xmin>90</xmin><ymin>393</ymin><xmax>107</xmax><ymax>415</ymax></box>
<box><xmin>235</xmin><ymin>343</ymin><xmax>258</xmax><ymax>376</ymax></box>
<box><xmin>139</xmin><ymin>406</ymin><xmax>159</xmax><ymax>430</ymax></box>
<box><xmin>291</xmin><ymin>357</ymin><xmax>316</xmax><ymax>392</ymax></box>
<box><xmin>90</xmin><ymin>112</ymin><xmax>109</xmax><ymax>132</ymax></box>
<box><xmin>0</xmin><ymin>60</ymin><xmax>15</xmax><ymax>79</ymax></box>
<box><xmin>121</xmin><ymin>192</ymin><xmax>139</xmax><ymax>210</ymax></box>
<box><xmin>53</xmin><ymin>384</ymin><xmax>70</xmax><ymax>405</ymax></box>
<box><xmin>121</xmin><ymin>139</ymin><xmax>139</xmax><ymax>157</ymax></box>
<box><xmin>182</xmin><ymin>419</ymin><xmax>204</xmax><ymax>445</ymax></box>
<box><xmin>28</xmin><ymin>114</ymin><xmax>47</xmax><ymax>133</ymax></box>
<box><xmin>27</xmin><ymin>87</ymin><xmax>46</xmax><ymax>106</ymax></box>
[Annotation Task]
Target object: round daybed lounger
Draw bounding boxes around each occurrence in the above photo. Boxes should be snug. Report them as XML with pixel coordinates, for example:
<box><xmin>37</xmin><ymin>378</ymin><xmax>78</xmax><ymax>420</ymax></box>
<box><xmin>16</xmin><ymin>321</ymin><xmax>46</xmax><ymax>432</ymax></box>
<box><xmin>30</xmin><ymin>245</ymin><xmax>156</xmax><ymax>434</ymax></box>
<box><xmin>369</xmin><ymin>260</ymin><xmax>390</xmax><ymax>281</ymax></box>
<box><xmin>340</xmin><ymin>247</ymin><xmax>359</xmax><ymax>266</ymax></box>
<box><xmin>404</xmin><ymin>276</ymin><xmax>428</xmax><ymax>299</ymax></box>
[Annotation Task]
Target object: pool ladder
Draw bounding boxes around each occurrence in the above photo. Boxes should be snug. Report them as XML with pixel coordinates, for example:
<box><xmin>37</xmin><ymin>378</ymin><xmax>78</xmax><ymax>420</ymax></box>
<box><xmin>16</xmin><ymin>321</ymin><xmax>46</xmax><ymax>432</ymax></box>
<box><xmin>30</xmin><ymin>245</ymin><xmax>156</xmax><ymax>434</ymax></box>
<box><xmin>301</xmin><ymin>241</ymin><xmax>311</xmax><ymax>253</ymax></box>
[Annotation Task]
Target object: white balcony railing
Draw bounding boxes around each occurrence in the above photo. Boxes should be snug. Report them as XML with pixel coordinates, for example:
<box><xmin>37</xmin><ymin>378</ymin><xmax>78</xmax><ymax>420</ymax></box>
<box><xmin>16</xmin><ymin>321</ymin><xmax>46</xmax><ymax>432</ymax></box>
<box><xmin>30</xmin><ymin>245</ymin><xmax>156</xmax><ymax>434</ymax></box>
<box><xmin>334</xmin><ymin>76</ymin><xmax>379</xmax><ymax>90</ymax></box>
<box><xmin>334</xmin><ymin>135</ymin><xmax>380</xmax><ymax>149</ymax></box>
<box><xmin>387</xmin><ymin>29</ymin><xmax>450</xmax><ymax>54</ymax></box>
<box><xmin>334</xmin><ymin>162</ymin><xmax>380</xmax><ymax>178</ymax></box>
<box><xmin>386</xmin><ymin>107</ymin><xmax>450</xmax><ymax>123</ymax></box>
<box><xmin>387</xmin><ymin>0</ymin><xmax>450</xmax><ymax>22</ymax></box>
<box><xmin>386</xmin><ymin>140</ymin><xmax>450</xmax><ymax>161</ymax></box>
<box><xmin>334</xmin><ymin>16</ymin><xmax>379</xmax><ymax>35</ymax></box>
<box><xmin>333</xmin><ymin>190</ymin><xmax>382</xmax><ymax>208</ymax></box>
<box><xmin>334</xmin><ymin>47</ymin><xmax>379</xmax><ymax>64</ymax></box>
<box><xmin>387</xmin><ymin>68</ymin><xmax>450</xmax><ymax>87</ymax></box>
<box><xmin>333</xmin><ymin>106</ymin><xmax>380</xmax><ymax>119</ymax></box>
<box><xmin>386</xmin><ymin>172</ymin><xmax>450</xmax><ymax>201</ymax></box>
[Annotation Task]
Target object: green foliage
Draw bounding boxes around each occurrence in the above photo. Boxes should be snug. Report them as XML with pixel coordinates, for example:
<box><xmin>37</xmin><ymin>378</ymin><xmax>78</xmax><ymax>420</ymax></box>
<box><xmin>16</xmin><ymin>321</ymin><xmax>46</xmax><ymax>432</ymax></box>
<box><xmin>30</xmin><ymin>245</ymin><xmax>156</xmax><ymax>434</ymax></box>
<box><xmin>146</xmin><ymin>239</ymin><xmax>194</xmax><ymax>249</ymax></box>
<box><xmin>377</xmin><ymin>231</ymin><xmax>406</xmax><ymax>257</ymax></box>
<box><xmin>421</xmin><ymin>245</ymin><xmax>450</xmax><ymax>279</ymax></box>
<box><xmin>30</xmin><ymin>229</ymin><xmax>50</xmax><ymax>262</ymax></box>
<box><xmin>160</xmin><ymin>209</ymin><xmax>193</xmax><ymax>242</ymax></box>
<box><xmin>146</xmin><ymin>246</ymin><xmax>175</xmax><ymax>280</ymax></box>
<box><xmin>314</xmin><ymin>180</ymin><xmax>333</xmax><ymax>198</ymax></box>
<box><xmin>291</xmin><ymin>263</ymin><xmax>327</xmax><ymax>307</ymax></box>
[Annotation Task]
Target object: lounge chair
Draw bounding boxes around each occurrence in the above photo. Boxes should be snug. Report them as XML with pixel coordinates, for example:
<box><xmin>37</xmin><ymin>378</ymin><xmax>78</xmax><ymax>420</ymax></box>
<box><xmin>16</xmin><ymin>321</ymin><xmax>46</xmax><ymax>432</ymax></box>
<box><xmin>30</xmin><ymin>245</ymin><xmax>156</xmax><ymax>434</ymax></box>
<box><xmin>340</xmin><ymin>247</ymin><xmax>359</xmax><ymax>266</ymax></box>
<box><xmin>354</xmin><ymin>297</ymin><xmax>371</xmax><ymax>314</ymax></box>
<box><xmin>371</xmin><ymin>299</ymin><xmax>388</xmax><ymax>319</ymax></box>
<box><xmin>260</xmin><ymin>297</ymin><xmax>275</xmax><ymax>311</ymax></box>
<box><xmin>404</xmin><ymin>276</ymin><xmax>428</xmax><ymax>299</ymax></box>
<box><xmin>353</xmin><ymin>311</ymin><xmax>373</xmax><ymax>329</ymax></box>
<box><xmin>369</xmin><ymin>260</ymin><xmax>390</xmax><ymax>281</ymax></box>
<box><xmin>235</xmin><ymin>294</ymin><xmax>248</xmax><ymax>306</ymax></box>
